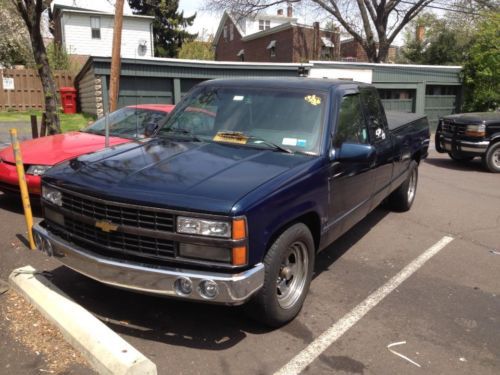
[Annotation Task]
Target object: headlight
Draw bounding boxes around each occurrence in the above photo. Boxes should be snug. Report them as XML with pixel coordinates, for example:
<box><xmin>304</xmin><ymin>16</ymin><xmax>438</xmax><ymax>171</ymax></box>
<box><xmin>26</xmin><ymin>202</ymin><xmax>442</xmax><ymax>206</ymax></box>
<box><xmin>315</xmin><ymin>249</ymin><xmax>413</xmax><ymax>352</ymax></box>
<box><xmin>177</xmin><ymin>216</ymin><xmax>231</xmax><ymax>238</ymax></box>
<box><xmin>26</xmin><ymin>165</ymin><xmax>51</xmax><ymax>176</ymax></box>
<box><xmin>42</xmin><ymin>185</ymin><xmax>62</xmax><ymax>206</ymax></box>
<box><xmin>465</xmin><ymin>124</ymin><xmax>486</xmax><ymax>137</ymax></box>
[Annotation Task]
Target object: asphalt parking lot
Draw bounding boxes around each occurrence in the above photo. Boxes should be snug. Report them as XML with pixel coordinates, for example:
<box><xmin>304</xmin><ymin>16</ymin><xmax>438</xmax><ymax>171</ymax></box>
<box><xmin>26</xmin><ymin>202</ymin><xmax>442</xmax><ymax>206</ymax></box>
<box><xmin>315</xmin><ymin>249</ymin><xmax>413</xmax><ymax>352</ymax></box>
<box><xmin>0</xmin><ymin>149</ymin><xmax>499</xmax><ymax>375</ymax></box>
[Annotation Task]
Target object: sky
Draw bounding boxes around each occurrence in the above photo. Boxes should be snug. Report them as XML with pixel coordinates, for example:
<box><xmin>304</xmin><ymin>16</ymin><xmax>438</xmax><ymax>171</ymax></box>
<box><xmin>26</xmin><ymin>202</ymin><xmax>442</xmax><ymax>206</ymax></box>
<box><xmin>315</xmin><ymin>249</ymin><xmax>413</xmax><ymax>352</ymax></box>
<box><xmin>178</xmin><ymin>0</ymin><xmax>220</xmax><ymax>39</ymax></box>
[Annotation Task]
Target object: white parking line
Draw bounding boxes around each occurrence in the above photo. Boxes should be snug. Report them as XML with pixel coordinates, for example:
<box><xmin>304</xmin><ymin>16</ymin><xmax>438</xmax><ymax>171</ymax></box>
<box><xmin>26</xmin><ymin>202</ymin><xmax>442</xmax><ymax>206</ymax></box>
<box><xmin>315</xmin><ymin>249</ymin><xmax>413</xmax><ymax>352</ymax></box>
<box><xmin>275</xmin><ymin>235</ymin><xmax>454</xmax><ymax>375</ymax></box>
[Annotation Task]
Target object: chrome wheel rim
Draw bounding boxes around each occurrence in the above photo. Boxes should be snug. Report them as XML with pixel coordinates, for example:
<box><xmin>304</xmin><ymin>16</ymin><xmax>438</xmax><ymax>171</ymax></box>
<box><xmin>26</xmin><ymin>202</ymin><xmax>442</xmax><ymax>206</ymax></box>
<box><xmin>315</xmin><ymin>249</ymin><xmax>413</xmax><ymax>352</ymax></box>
<box><xmin>493</xmin><ymin>149</ymin><xmax>500</xmax><ymax>168</ymax></box>
<box><xmin>276</xmin><ymin>241</ymin><xmax>309</xmax><ymax>309</ymax></box>
<box><xmin>407</xmin><ymin>169</ymin><xmax>417</xmax><ymax>205</ymax></box>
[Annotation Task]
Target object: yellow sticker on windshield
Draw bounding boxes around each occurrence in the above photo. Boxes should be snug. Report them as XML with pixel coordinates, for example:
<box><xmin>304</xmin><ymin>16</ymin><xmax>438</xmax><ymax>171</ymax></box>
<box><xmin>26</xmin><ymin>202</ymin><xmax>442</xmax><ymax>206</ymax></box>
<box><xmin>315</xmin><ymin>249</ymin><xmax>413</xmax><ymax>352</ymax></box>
<box><xmin>213</xmin><ymin>132</ymin><xmax>249</xmax><ymax>144</ymax></box>
<box><xmin>305</xmin><ymin>95</ymin><xmax>321</xmax><ymax>106</ymax></box>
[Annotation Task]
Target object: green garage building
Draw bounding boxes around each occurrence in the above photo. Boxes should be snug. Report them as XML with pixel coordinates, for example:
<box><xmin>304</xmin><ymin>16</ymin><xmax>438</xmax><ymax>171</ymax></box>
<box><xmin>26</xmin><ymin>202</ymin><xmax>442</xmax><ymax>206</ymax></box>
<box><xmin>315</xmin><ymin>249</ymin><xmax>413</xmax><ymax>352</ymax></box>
<box><xmin>75</xmin><ymin>56</ymin><xmax>462</xmax><ymax>129</ymax></box>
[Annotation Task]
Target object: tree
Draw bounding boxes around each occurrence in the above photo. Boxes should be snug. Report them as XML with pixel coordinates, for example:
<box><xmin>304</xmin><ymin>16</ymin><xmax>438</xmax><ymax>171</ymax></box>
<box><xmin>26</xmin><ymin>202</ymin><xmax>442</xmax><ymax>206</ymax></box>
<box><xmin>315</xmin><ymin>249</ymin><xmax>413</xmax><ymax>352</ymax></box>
<box><xmin>462</xmin><ymin>11</ymin><xmax>499</xmax><ymax>111</ymax></box>
<box><xmin>206</xmin><ymin>0</ymin><xmax>436</xmax><ymax>62</ymax></box>
<box><xmin>0</xmin><ymin>0</ymin><xmax>33</xmax><ymax>67</ymax></box>
<box><xmin>11</xmin><ymin>0</ymin><xmax>60</xmax><ymax>134</ymax></box>
<box><xmin>128</xmin><ymin>0</ymin><xmax>197</xmax><ymax>57</ymax></box>
<box><xmin>178</xmin><ymin>40</ymin><xmax>215</xmax><ymax>60</ymax></box>
<box><xmin>398</xmin><ymin>13</ymin><xmax>472</xmax><ymax>65</ymax></box>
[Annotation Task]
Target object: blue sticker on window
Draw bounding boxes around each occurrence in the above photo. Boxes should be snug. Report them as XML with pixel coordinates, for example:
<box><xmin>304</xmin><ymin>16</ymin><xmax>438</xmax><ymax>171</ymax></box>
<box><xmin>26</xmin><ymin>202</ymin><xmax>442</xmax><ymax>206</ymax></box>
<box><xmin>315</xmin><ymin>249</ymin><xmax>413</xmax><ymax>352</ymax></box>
<box><xmin>297</xmin><ymin>139</ymin><xmax>307</xmax><ymax>148</ymax></box>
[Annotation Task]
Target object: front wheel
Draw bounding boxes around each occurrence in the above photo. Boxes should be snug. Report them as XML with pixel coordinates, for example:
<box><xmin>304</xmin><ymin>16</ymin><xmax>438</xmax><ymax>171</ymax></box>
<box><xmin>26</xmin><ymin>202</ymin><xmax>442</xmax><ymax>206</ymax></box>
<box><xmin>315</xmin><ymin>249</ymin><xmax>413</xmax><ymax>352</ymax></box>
<box><xmin>387</xmin><ymin>161</ymin><xmax>418</xmax><ymax>212</ymax></box>
<box><xmin>483</xmin><ymin>142</ymin><xmax>500</xmax><ymax>173</ymax></box>
<box><xmin>246</xmin><ymin>223</ymin><xmax>314</xmax><ymax>327</ymax></box>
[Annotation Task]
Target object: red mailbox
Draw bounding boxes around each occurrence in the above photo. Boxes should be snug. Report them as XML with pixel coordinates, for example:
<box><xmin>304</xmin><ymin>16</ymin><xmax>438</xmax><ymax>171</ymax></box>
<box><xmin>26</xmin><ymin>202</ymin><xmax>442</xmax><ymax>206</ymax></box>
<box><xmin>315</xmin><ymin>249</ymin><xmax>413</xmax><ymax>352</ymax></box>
<box><xmin>59</xmin><ymin>87</ymin><xmax>77</xmax><ymax>114</ymax></box>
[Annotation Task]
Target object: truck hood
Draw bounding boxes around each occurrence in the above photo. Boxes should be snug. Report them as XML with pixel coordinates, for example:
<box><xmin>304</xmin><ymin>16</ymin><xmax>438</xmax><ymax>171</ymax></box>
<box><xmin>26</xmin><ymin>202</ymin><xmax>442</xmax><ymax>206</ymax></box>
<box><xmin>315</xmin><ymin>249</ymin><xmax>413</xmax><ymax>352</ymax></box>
<box><xmin>0</xmin><ymin>132</ymin><xmax>129</xmax><ymax>165</ymax></box>
<box><xmin>44</xmin><ymin>138</ymin><xmax>313</xmax><ymax>214</ymax></box>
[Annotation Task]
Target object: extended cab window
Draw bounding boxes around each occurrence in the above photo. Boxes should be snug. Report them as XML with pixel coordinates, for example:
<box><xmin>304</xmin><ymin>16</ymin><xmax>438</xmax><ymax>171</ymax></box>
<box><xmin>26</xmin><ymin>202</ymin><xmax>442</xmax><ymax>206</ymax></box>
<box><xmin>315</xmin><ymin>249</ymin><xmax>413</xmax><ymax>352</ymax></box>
<box><xmin>360</xmin><ymin>88</ymin><xmax>387</xmax><ymax>140</ymax></box>
<box><xmin>334</xmin><ymin>94</ymin><xmax>369</xmax><ymax>147</ymax></box>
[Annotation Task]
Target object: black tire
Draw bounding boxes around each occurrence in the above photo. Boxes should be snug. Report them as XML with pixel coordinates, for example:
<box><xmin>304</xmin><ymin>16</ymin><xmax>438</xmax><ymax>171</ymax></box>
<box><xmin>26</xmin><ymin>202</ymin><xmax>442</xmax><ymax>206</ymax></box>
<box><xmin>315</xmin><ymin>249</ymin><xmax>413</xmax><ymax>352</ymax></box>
<box><xmin>435</xmin><ymin>127</ymin><xmax>444</xmax><ymax>153</ymax></box>
<box><xmin>448</xmin><ymin>152</ymin><xmax>474</xmax><ymax>162</ymax></box>
<box><xmin>387</xmin><ymin>161</ymin><xmax>418</xmax><ymax>212</ymax></box>
<box><xmin>483</xmin><ymin>142</ymin><xmax>500</xmax><ymax>173</ymax></box>
<box><xmin>246</xmin><ymin>223</ymin><xmax>315</xmax><ymax>327</ymax></box>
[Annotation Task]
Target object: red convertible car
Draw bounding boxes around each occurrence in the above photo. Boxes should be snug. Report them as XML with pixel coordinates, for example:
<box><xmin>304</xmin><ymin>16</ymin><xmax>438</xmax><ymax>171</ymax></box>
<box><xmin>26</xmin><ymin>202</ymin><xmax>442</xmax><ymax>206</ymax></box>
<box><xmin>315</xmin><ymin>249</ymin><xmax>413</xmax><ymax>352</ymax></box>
<box><xmin>0</xmin><ymin>104</ymin><xmax>174</xmax><ymax>196</ymax></box>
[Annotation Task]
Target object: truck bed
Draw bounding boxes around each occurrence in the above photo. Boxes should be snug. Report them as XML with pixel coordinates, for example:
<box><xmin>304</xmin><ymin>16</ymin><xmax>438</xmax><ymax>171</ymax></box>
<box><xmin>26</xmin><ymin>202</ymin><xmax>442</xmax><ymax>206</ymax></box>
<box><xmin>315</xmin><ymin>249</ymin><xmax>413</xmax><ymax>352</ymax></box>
<box><xmin>386</xmin><ymin>111</ymin><xmax>427</xmax><ymax>131</ymax></box>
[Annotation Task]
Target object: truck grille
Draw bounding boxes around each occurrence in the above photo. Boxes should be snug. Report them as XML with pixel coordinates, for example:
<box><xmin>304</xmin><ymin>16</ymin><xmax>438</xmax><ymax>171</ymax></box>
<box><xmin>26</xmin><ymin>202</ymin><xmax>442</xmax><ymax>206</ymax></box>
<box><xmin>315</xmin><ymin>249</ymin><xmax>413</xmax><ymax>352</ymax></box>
<box><xmin>47</xmin><ymin>191</ymin><xmax>178</xmax><ymax>263</ymax></box>
<box><xmin>442</xmin><ymin>120</ymin><xmax>466</xmax><ymax>135</ymax></box>
<box><xmin>62</xmin><ymin>192</ymin><xmax>175</xmax><ymax>232</ymax></box>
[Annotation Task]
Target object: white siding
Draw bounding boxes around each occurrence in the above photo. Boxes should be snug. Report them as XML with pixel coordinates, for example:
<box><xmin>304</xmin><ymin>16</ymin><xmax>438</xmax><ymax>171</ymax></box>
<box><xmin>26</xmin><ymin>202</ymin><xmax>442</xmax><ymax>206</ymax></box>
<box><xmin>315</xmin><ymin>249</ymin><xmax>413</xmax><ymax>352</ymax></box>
<box><xmin>61</xmin><ymin>13</ymin><xmax>153</xmax><ymax>58</ymax></box>
<box><xmin>244</xmin><ymin>18</ymin><xmax>289</xmax><ymax>35</ymax></box>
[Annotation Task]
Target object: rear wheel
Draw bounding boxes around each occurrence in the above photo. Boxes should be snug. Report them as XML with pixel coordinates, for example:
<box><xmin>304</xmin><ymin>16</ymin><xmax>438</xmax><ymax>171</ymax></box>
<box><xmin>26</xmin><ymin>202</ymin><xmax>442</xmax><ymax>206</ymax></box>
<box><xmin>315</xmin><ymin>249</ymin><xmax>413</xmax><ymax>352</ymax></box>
<box><xmin>387</xmin><ymin>161</ymin><xmax>418</xmax><ymax>212</ymax></box>
<box><xmin>246</xmin><ymin>223</ymin><xmax>314</xmax><ymax>327</ymax></box>
<box><xmin>448</xmin><ymin>153</ymin><xmax>474</xmax><ymax>162</ymax></box>
<box><xmin>483</xmin><ymin>142</ymin><xmax>500</xmax><ymax>173</ymax></box>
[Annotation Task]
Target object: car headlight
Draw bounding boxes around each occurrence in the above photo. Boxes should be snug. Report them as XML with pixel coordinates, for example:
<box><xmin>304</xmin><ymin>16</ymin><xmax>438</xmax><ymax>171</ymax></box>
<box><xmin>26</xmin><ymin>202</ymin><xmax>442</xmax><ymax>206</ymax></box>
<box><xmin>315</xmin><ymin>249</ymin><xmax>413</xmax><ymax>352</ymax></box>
<box><xmin>26</xmin><ymin>165</ymin><xmax>51</xmax><ymax>176</ymax></box>
<box><xmin>177</xmin><ymin>216</ymin><xmax>231</xmax><ymax>238</ymax></box>
<box><xmin>42</xmin><ymin>185</ymin><xmax>62</xmax><ymax>206</ymax></box>
<box><xmin>465</xmin><ymin>124</ymin><xmax>486</xmax><ymax>137</ymax></box>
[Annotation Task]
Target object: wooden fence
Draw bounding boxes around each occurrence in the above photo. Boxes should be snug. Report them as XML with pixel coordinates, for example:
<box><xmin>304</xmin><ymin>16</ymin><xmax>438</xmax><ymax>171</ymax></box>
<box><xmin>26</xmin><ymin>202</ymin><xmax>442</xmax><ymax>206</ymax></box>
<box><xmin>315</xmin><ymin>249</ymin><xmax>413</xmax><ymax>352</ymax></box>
<box><xmin>0</xmin><ymin>69</ymin><xmax>73</xmax><ymax>111</ymax></box>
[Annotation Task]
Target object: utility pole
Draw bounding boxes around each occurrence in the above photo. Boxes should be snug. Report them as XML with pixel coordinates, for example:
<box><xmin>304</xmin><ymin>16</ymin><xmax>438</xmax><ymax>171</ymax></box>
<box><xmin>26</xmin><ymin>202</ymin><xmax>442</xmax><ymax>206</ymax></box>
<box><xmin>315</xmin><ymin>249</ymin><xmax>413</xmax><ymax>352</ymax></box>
<box><xmin>109</xmin><ymin>0</ymin><xmax>125</xmax><ymax>113</ymax></box>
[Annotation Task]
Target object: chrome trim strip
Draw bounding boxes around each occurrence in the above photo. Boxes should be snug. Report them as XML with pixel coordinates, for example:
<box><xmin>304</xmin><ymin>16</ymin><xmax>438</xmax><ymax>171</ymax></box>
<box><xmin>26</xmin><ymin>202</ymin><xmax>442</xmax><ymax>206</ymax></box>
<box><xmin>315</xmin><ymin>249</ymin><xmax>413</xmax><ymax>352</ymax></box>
<box><xmin>33</xmin><ymin>223</ymin><xmax>264</xmax><ymax>305</ymax></box>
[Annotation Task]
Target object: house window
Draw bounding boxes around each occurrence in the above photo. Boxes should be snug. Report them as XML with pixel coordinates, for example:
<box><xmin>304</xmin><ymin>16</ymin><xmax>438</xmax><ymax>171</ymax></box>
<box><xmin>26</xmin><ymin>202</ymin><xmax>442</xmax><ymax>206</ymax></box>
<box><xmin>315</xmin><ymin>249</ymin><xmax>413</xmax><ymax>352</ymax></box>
<box><xmin>259</xmin><ymin>20</ymin><xmax>271</xmax><ymax>31</ymax></box>
<box><xmin>237</xmin><ymin>49</ymin><xmax>244</xmax><ymax>61</ymax></box>
<box><xmin>230</xmin><ymin>24</ymin><xmax>234</xmax><ymax>41</ymax></box>
<box><xmin>267</xmin><ymin>40</ymin><xmax>276</xmax><ymax>57</ymax></box>
<box><xmin>90</xmin><ymin>16</ymin><xmax>101</xmax><ymax>39</ymax></box>
<box><xmin>223</xmin><ymin>25</ymin><xmax>228</xmax><ymax>40</ymax></box>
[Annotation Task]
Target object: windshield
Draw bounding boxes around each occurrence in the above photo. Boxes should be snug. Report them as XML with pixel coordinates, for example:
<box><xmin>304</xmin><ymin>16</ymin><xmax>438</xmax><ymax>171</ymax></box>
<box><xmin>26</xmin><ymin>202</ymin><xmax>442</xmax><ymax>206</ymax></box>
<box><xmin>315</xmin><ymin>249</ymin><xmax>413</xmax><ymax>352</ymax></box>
<box><xmin>84</xmin><ymin>107</ymin><xmax>170</xmax><ymax>139</ymax></box>
<box><xmin>158</xmin><ymin>86</ymin><xmax>326</xmax><ymax>154</ymax></box>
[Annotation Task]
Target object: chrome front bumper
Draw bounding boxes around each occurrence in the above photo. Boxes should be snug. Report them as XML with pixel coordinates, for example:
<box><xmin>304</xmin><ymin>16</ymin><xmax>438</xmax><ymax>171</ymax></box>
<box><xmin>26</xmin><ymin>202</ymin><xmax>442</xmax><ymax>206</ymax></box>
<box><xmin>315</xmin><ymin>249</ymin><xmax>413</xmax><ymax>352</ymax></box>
<box><xmin>441</xmin><ymin>136</ymin><xmax>490</xmax><ymax>154</ymax></box>
<box><xmin>32</xmin><ymin>223</ymin><xmax>264</xmax><ymax>305</ymax></box>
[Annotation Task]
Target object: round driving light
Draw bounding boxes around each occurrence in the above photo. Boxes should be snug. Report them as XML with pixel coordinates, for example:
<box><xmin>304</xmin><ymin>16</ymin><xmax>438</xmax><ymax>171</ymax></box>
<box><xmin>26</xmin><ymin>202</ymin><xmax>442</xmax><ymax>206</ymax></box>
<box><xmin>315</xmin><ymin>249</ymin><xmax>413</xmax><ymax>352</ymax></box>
<box><xmin>44</xmin><ymin>239</ymin><xmax>54</xmax><ymax>256</ymax></box>
<box><xmin>174</xmin><ymin>277</ymin><xmax>192</xmax><ymax>296</ymax></box>
<box><xmin>34</xmin><ymin>232</ymin><xmax>44</xmax><ymax>249</ymax></box>
<box><xmin>199</xmin><ymin>280</ymin><xmax>218</xmax><ymax>299</ymax></box>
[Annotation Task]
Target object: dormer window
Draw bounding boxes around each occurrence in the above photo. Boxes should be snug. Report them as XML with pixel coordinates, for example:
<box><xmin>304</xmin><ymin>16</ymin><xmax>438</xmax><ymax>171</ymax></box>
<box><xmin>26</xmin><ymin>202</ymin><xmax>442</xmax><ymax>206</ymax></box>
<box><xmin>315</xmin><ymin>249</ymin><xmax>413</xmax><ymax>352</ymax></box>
<box><xmin>259</xmin><ymin>20</ymin><xmax>270</xmax><ymax>31</ymax></box>
<box><xmin>90</xmin><ymin>16</ymin><xmax>101</xmax><ymax>39</ymax></box>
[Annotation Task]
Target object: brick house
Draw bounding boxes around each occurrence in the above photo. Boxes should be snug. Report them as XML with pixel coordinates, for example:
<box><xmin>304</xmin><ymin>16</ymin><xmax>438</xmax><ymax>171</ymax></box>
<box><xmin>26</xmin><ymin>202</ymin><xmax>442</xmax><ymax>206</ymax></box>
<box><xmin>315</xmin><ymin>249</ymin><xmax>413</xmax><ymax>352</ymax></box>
<box><xmin>213</xmin><ymin>7</ymin><xmax>341</xmax><ymax>63</ymax></box>
<box><xmin>213</xmin><ymin>7</ymin><xmax>397</xmax><ymax>63</ymax></box>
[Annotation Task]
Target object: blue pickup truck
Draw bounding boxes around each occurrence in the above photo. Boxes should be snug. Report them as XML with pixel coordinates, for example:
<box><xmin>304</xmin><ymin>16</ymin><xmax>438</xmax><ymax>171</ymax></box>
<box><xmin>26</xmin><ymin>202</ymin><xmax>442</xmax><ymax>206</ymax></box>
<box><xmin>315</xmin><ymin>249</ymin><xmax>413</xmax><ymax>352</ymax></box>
<box><xmin>33</xmin><ymin>78</ymin><xmax>430</xmax><ymax>326</ymax></box>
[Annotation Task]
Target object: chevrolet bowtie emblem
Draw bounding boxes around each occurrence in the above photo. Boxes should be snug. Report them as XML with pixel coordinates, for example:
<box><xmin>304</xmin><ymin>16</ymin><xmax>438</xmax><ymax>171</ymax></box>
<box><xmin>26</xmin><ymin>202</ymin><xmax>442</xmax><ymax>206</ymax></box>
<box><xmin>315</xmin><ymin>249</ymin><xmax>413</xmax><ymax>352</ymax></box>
<box><xmin>95</xmin><ymin>220</ymin><xmax>118</xmax><ymax>233</ymax></box>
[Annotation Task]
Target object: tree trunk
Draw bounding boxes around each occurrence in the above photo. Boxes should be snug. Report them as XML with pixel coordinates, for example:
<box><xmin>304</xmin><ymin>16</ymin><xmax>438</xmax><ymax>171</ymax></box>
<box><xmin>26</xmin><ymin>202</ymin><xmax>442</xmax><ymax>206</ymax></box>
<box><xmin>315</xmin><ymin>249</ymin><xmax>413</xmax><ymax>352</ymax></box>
<box><xmin>30</xmin><ymin>29</ymin><xmax>61</xmax><ymax>134</ymax></box>
<box><xmin>14</xmin><ymin>0</ymin><xmax>61</xmax><ymax>134</ymax></box>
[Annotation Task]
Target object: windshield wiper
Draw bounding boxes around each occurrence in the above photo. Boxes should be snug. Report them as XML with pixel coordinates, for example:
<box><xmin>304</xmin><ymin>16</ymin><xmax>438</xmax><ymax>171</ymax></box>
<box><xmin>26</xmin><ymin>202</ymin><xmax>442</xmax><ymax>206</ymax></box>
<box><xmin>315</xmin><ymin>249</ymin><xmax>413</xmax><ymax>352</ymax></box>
<box><xmin>161</xmin><ymin>128</ymin><xmax>202</xmax><ymax>142</ymax></box>
<box><xmin>216</xmin><ymin>131</ymin><xmax>293</xmax><ymax>154</ymax></box>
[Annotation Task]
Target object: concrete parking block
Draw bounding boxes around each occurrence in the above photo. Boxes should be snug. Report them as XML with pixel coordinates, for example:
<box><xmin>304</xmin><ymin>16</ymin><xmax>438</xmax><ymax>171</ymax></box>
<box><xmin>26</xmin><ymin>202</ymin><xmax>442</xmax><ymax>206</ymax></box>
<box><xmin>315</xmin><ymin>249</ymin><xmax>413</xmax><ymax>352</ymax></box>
<box><xmin>9</xmin><ymin>265</ymin><xmax>157</xmax><ymax>375</ymax></box>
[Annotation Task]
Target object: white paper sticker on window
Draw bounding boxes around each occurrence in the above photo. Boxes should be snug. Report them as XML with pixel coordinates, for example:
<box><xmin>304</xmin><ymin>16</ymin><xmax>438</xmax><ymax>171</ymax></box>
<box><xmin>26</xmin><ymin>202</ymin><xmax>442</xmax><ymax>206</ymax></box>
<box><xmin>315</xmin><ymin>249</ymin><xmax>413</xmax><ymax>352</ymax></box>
<box><xmin>282</xmin><ymin>138</ymin><xmax>297</xmax><ymax>146</ymax></box>
<box><xmin>233</xmin><ymin>95</ymin><xmax>244</xmax><ymax>101</ymax></box>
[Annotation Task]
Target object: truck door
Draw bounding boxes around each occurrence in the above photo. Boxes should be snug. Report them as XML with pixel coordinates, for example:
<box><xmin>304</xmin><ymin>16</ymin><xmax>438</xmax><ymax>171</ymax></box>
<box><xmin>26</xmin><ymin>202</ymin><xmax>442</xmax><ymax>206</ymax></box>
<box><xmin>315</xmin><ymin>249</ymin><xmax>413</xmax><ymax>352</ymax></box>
<box><xmin>359</xmin><ymin>87</ymin><xmax>394</xmax><ymax>208</ymax></box>
<box><xmin>327</xmin><ymin>91</ymin><xmax>374</xmax><ymax>242</ymax></box>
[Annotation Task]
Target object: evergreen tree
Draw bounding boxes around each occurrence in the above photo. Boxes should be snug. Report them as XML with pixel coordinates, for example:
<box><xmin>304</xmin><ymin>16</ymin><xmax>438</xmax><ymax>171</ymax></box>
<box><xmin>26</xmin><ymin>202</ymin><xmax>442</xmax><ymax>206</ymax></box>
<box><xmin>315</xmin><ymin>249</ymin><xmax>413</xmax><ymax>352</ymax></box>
<box><xmin>128</xmin><ymin>0</ymin><xmax>197</xmax><ymax>58</ymax></box>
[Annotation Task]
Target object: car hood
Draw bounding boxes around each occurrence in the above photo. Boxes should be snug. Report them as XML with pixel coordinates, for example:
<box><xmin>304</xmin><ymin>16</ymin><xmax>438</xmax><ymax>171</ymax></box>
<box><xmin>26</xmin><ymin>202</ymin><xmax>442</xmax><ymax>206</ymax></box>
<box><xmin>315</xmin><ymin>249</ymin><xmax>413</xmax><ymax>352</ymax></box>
<box><xmin>0</xmin><ymin>132</ymin><xmax>129</xmax><ymax>165</ymax></box>
<box><xmin>44</xmin><ymin>138</ymin><xmax>313</xmax><ymax>214</ymax></box>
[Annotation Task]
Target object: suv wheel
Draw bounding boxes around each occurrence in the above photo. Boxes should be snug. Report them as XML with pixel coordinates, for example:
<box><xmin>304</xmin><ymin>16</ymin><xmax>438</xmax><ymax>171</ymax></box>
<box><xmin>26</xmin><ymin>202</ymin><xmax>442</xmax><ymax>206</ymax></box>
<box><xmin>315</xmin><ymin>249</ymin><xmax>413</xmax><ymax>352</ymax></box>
<box><xmin>483</xmin><ymin>142</ymin><xmax>500</xmax><ymax>173</ymax></box>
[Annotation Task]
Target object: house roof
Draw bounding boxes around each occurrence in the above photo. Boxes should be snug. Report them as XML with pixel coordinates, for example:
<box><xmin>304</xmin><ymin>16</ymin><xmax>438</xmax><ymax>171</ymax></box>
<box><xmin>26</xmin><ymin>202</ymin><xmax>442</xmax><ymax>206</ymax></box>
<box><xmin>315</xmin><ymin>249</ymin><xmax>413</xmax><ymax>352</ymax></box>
<box><xmin>52</xmin><ymin>0</ymin><xmax>154</xmax><ymax>20</ymax></box>
<box><xmin>51</xmin><ymin>0</ymin><xmax>133</xmax><ymax>15</ymax></box>
<box><xmin>213</xmin><ymin>11</ymin><xmax>246</xmax><ymax>46</ymax></box>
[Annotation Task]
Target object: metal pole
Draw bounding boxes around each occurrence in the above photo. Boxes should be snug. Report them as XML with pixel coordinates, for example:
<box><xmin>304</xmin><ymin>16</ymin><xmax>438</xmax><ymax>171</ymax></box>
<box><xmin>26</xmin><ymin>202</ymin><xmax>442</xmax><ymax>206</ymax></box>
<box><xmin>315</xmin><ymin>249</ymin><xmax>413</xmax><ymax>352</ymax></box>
<box><xmin>108</xmin><ymin>0</ymin><xmax>124</xmax><ymax>113</ymax></box>
<box><xmin>9</xmin><ymin>128</ymin><xmax>35</xmax><ymax>250</ymax></box>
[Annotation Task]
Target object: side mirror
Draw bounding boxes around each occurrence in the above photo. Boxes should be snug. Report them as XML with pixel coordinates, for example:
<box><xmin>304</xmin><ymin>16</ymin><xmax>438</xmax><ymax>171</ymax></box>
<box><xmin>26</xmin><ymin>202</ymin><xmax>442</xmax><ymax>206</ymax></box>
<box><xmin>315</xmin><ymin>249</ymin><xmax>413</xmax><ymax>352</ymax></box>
<box><xmin>144</xmin><ymin>122</ymin><xmax>159</xmax><ymax>137</ymax></box>
<box><xmin>332</xmin><ymin>143</ymin><xmax>375</xmax><ymax>163</ymax></box>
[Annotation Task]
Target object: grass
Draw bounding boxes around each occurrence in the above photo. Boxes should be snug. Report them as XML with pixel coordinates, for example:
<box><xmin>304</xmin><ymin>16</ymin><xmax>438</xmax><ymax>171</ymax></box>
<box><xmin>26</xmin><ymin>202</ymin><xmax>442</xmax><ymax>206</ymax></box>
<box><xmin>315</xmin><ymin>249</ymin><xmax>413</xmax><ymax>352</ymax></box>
<box><xmin>0</xmin><ymin>111</ymin><xmax>95</xmax><ymax>133</ymax></box>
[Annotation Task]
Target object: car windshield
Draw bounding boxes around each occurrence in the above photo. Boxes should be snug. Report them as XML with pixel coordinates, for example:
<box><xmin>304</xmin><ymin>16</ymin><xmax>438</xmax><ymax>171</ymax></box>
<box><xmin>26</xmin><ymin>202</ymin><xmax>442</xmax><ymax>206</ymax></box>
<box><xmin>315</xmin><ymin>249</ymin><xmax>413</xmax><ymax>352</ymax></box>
<box><xmin>83</xmin><ymin>107</ymin><xmax>170</xmax><ymax>139</ymax></box>
<box><xmin>158</xmin><ymin>86</ymin><xmax>326</xmax><ymax>154</ymax></box>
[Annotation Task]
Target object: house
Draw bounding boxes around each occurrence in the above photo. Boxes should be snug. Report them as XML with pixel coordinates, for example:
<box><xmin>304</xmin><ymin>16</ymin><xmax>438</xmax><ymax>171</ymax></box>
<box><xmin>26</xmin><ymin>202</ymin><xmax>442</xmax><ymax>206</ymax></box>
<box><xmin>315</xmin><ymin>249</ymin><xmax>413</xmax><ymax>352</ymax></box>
<box><xmin>51</xmin><ymin>0</ymin><xmax>154</xmax><ymax>62</ymax></box>
<box><xmin>213</xmin><ymin>6</ymin><xmax>397</xmax><ymax>63</ymax></box>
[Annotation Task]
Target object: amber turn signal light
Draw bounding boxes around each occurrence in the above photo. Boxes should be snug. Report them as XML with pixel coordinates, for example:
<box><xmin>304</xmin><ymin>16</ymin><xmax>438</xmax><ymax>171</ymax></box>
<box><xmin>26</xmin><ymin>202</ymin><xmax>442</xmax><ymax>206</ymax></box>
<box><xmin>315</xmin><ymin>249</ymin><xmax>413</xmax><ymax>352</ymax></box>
<box><xmin>232</xmin><ymin>246</ymin><xmax>247</xmax><ymax>266</ymax></box>
<box><xmin>232</xmin><ymin>218</ymin><xmax>246</xmax><ymax>240</ymax></box>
